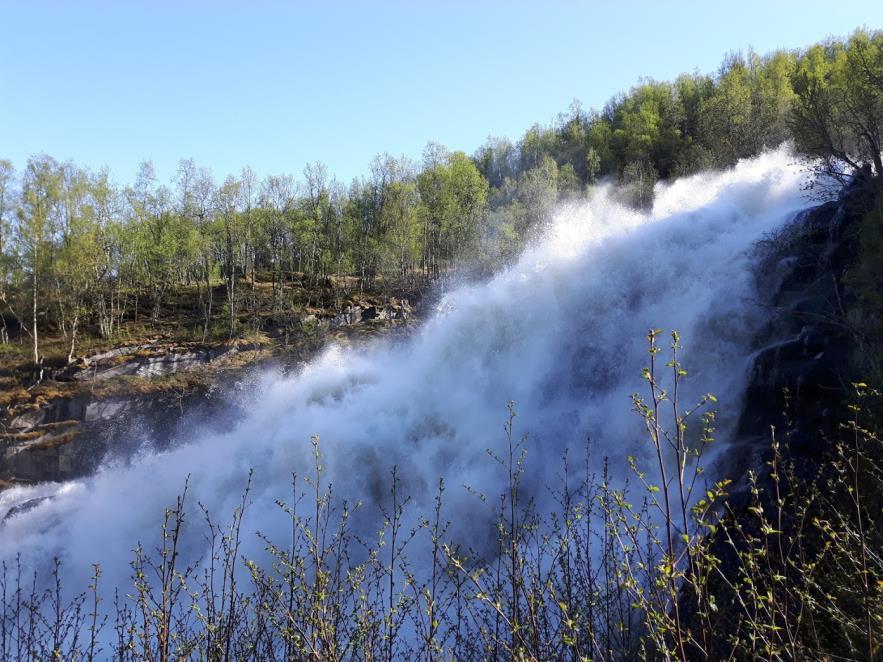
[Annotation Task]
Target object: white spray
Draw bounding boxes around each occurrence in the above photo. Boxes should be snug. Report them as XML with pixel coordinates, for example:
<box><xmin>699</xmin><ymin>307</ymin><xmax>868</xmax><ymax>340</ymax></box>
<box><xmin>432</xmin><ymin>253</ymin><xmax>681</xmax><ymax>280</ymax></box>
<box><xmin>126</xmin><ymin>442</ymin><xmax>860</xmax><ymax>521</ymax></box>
<box><xmin>0</xmin><ymin>147</ymin><xmax>814</xmax><ymax>594</ymax></box>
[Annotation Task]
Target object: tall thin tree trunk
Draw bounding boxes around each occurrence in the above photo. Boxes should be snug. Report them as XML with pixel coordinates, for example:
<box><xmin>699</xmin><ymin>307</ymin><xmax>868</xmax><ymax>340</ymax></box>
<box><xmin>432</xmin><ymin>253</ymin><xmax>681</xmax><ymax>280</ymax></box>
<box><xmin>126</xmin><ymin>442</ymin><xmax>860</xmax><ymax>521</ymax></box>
<box><xmin>31</xmin><ymin>257</ymin><xmax>39</xmax><ymax>366</ymax></box>
<box><xmin>226</xmin><ymin>225</ymin><xmax>236</xmax><ymax>338</ymax></box>
<box><xmin>202</xmin><ymin>254</ymin><xmax>212</xmax><ymax>342</ymax></box>
<box><xmin>67</xmin><ymin>314</ymin><xmax>79</xmax><ymax>364</ymax></box>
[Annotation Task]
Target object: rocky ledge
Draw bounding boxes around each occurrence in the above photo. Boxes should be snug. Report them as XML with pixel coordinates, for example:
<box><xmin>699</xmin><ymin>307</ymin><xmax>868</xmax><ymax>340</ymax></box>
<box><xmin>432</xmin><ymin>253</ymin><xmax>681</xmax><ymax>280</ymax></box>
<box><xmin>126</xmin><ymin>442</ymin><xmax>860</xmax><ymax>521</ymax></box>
<box><xmin>0</xmin><ymin>296</ymin><xmax>417</xmax><ymax>489</ymax></box>
<box><xmin>727</xmin><ymin>176</ymin><xmax>878</xmax><ymax>493</ymax></box>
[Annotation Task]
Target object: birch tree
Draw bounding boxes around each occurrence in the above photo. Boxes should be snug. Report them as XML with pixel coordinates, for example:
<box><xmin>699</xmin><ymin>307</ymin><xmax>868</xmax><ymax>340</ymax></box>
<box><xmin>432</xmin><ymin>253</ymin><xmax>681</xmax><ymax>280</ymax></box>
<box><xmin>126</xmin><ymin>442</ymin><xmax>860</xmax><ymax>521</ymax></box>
<box><xmin>18</xmin><ymin>155</ymin><xmax>62</xmax><ymax>369</ymax></box>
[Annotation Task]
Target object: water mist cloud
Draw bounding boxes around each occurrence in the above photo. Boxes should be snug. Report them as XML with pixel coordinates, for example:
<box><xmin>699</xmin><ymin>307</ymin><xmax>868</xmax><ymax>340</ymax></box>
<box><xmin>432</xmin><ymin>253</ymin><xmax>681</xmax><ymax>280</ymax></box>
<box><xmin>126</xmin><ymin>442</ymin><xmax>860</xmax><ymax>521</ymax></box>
<box><xmin>1</xmin><ymin>147</ymin><xmax>816</xmax><ymax>594</ymax></box>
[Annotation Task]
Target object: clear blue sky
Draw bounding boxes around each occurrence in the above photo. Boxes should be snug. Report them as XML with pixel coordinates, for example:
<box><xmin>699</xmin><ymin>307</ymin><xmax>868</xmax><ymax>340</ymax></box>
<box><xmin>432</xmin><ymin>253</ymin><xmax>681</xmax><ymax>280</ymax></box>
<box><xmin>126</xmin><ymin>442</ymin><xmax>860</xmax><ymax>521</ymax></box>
<box><xmin>2</xmin><ymin>1</ymin><xmax>882</xmax><ymax>186</ymax></box>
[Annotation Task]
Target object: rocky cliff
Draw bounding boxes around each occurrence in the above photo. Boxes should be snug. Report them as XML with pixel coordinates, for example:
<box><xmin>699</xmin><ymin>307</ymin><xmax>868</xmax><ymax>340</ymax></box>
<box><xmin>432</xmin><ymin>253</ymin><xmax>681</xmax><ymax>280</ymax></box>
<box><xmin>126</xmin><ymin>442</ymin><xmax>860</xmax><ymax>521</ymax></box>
<box><xmin>0</xmin><ymin>297</ymin><xmax>418</xmax><ymax>488</ymax></box>
<box><xmin>720</xmin><ymin>174</ymin><xmax>882</xmax><ymax>504</ymax></box>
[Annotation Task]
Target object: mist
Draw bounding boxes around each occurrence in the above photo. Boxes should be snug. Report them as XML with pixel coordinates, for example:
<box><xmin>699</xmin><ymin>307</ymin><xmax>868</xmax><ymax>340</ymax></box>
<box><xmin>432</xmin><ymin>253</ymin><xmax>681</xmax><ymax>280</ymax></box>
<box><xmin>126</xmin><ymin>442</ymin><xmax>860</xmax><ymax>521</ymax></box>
<box><xmin>1</xmin><ymin>147</ymin><xmax>814</xmax><ymax>596</ymax></box>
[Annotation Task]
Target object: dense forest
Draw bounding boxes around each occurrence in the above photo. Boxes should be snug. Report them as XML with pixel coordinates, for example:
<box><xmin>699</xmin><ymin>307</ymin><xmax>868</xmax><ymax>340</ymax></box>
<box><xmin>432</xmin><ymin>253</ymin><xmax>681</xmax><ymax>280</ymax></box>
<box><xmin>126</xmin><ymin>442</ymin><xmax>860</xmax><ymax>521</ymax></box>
<box><xmin>0</xmin><ymin>28</ymin><xmax>882</xmax><ymax>370</ymax></box>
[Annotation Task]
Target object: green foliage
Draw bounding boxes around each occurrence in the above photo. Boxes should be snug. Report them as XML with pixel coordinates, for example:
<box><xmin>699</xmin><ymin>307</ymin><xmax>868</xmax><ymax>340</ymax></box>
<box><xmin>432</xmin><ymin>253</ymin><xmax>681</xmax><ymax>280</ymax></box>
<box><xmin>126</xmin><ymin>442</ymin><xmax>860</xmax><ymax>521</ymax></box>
<box><xmin>790</xmin><ymin>30</ymin><xmax>883</xmax><ymax>180</ymax></box>
<box><xmin>620</xmin><ymin>160</ymin><xmax>658</xmax><ymax>210</ymax></box>
<box><xmin>2</xmin><ymin>335</ymin><xmax>881</xmax><ymax>660</ymax></box>
<box><xmin>2</xmin><ymin>28</ymin><xmax>882</xmax><ymax>359</ymax></box>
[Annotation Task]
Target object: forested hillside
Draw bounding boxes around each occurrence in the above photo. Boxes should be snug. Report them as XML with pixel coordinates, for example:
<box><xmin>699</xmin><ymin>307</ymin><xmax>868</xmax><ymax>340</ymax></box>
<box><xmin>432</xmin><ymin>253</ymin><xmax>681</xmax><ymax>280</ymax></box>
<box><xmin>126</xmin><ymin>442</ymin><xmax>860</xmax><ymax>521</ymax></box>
<box><xmin>0</xmin><ymin>28</ymin><xmax>881</xmax><ymax>370</ymax></box>
<box><xmin>2</xmin><ymin>22</ymin><xmax>883</xmax><ymax>661</ymax></box>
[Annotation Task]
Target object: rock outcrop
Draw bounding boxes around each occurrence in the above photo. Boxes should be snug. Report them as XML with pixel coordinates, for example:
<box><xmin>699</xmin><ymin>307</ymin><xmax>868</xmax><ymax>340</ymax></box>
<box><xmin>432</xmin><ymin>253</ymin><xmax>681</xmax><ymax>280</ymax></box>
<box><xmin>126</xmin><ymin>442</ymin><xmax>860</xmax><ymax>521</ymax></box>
<box><xmin>61</xmin><ymin>343</ymin><xmax>241</xmax><ymax>382</ymax></box>
<box><xmin>0</xmin><ymin>295</ymin><xmax>419</xmax><ymax>487</ymax></box>
<box><xmin>728</xmin><ymin>177</ymin><xmax>878</xmax><ymax>489</ymax></box>
<box><xmin>304</xmin><ymin>298</ymin><xmax>412</xmax><ymax>329</ymax></box>
<box><xmin>1</xmin><ymin>383</ymin><xmax>240</xmax><ymax>484</ymax></box>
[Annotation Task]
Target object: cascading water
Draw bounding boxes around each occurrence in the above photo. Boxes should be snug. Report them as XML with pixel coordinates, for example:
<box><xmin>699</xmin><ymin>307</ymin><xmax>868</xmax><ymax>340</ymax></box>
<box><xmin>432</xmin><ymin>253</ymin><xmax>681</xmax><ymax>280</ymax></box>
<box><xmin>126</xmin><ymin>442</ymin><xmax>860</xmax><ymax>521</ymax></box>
<box><xmin>0</xmin><ymin>147</ymin><xmax>816</xmax><ymax>596</ymax></box>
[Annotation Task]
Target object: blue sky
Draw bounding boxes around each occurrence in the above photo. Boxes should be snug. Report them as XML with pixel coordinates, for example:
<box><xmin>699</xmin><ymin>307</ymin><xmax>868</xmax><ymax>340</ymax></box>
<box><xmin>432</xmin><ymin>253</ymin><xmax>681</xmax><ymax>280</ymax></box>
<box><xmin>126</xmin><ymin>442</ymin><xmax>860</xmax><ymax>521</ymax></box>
<box><xmin>2</xmin><ymin>1</ymin><xmax>882</xmax><ymax>186</ymax></box>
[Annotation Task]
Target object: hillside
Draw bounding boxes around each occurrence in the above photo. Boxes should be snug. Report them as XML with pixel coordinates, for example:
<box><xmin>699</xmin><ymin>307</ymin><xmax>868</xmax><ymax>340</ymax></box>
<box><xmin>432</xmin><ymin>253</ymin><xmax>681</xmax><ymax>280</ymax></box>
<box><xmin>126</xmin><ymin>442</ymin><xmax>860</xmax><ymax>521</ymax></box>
<box><xmin>0</xmin><ymin>26</ymin><xmax>882</xmax><ymax>662</ymax></box>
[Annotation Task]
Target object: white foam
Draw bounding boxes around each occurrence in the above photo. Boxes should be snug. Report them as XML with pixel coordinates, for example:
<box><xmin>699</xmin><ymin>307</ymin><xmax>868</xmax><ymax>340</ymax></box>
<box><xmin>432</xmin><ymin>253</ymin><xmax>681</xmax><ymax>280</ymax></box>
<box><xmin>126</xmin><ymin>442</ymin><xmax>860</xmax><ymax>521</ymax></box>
<box><xmin>1</xmin><ymin>147</ymin><xmax>815</xmax><ymax>594</ymax></box>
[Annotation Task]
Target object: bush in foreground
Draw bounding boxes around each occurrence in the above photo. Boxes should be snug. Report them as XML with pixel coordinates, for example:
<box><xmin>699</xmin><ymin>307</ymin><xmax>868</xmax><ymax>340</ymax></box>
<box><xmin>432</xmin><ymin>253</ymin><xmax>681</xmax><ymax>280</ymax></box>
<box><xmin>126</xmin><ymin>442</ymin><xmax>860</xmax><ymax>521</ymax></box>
<box><xmin>0</xmin><ymin>332</ymin><xmax>880</xmax><ymax>660</ymax></box>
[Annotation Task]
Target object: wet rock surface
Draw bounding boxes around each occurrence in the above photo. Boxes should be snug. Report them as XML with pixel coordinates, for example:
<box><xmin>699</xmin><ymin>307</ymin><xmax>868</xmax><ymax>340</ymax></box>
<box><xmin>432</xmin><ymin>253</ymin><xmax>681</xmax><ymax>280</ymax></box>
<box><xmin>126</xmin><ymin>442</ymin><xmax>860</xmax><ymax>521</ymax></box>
<box><xmin>2</xmin><ymin>496</ymin><xmax>49</xmax><ymax>522</ymax></box>
<box><xmin>0</xmin><ymin>295</ymin><xmax>419</xmax><ymax>488</ymax></box>
<box><xmin>728</xmin><ymin>179</ymin><xmax>875</xmax><ymax>487</ymax></box>
<box><xmin>0</xmin><ymin>381</ymin><xmax>247</xmax><ymax>485</ymax></box>
<box><xmin>681</xmin><ymin>180</ymin><xmax>878</xmax><ymax>652</ymax></box>
<box><xmin>316</xmin><ymin>298</ymin><xmax>412</xmax><ymax>329</ymax></box>
<box><xmin>65</xmin><ymin>344</ymin><xmax>239</xmax><ymax>381</ymax></box>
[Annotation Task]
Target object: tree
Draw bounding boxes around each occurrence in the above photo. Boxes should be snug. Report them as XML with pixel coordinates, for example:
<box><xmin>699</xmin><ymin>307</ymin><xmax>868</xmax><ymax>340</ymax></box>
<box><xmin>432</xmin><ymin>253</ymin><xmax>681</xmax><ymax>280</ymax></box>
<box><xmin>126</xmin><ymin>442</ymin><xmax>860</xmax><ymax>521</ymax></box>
<box><xmin>89</xmin><ymin>169</ymin><xmax>124</xmax><ymax>339</ymax></box>
<box><xmin>672</xmin><ymin>73</ymin><xmax>715</xmax><ymax>175</ymax></box>
<box><xmin>558</xmin><ymin>163</ymin><xmax>582</xmax><ymax>198</ymax></box>
<box><xmin>302</xmin><ymin>161</ymin><xmax>330</xmax><ymax>282</ymax></box>
<box><xmin>0</xmin><ymin>160</ymin><xmax>15</xmax><ymax>342</ymax></box>
<box><xmin>790</xmin><ymin>30</ymin><xmax>883</xmax><ymax>181</ymax></box>
<box><xmin>698</xmin><ymin>54</ymin><xmax>754</xmax><ymax>166</ymax></box>
<box><xmin>586</xmin><ymin>113</ymin><xmax>616</xmax><ymax>177</ymax></box>
<box><xmin>610</xmin><ymin>80</ymin><xmax>687</xmax><ymax>178</ymax></box>
<box><xmin>174</xmin><ymin>159</ymin><xmax>216</xmax><ymax>340</ymax></box>
<box><xmin>749</xmin><ymin>50</ymin><xmax>797</xmax><ymax>152</ymax></box>
<box><xmin>127</xmin><ymin>161</ymin><xmax>175</xmax><ymax>323</ymax></box>
<box><xmin>216</xmin><ymin>175</ymin><xmax>242</xmax><ymax>336</ymax></box>
<box><xmin>445</xmin><ymin>152</ymin><xmax>489</xmax><ymax>263</ymax></box>
<box><xmin>381</xmin><ymin>179</ymin><xmax>420</xmax><ymax>283</ymax></box>
<box><xmin>585</xmin><ymin>147</ymin><xmax>601</xmax><ymax>185</ymax></box>
<box><xmin>417</xmin><ymin>151</ymin><xmax>488</xmax><ymax>273</ymax></box>
<box><xmin>259</xmin><ymin>174</ymin><xmax>295</xmax><ymax>309</ymax></box>
<box><xmin>516</xmin><ymin>155</ymin><xmax>558</xmax><ymax>231</ymax></box>
<box><xmin>474</xmin><ymin>137</ymin><xmax>516</xmax><ymax>189</ymax></box>
<box><xmin>518</xmin><ymin>124</ymin><xmax>557</xmax><ymax>173</ymax></box>
<box><xmin>416</xmin><ymin>154</ymin><xmax>451</xmax><ymax>278</ymax></box>
<box><xmin>17</xmin><ymin>155</ymin><xmax>62</xmax><ymax>369</ymax></box>
<box><xmin>237</xmin><ymin>166</ymin><xmax>259</xmax><ymax>322</ymax></box>
<box><xmin>621</xmin><ymin>159</ymin><xmax>658</xmax><ymax>209</ymax></box>
<box><xmin>55</xmin><ymin>161</ymin><xmax>99</xmax><ymax>362</ymax></box>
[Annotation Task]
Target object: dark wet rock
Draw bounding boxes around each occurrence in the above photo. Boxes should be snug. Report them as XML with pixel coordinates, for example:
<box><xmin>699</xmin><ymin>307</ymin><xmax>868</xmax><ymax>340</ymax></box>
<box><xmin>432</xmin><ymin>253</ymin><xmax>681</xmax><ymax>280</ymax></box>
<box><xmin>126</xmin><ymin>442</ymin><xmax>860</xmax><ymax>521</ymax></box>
<box><xmin>694</xmin><ymin>179</ymin><xmax>875</xmax><ymax>651</ymax></box>
<box><xmin>329</xmin><ymin>305</ymin><xmax>361</xmax><ymax>328</ymax></box>
<box><xmin>318</xmin><ymin>299</ymin><xmax>412</xmax><ymax>329</ymax></box>
<box><xmin>0</xmin><ymin>293</ymin><xmax>424</xmax><ymax>487</ymax></box>
<box><xmin>0</xmin><ymin>378</ymin><xmax>249</xmax><ymax>484</ymax></box>
<box><xmin>727</xmin><ymin>180</ymin><xmax>874</xmax><ymax>488</ymax></box>
<box><xmin>737</xmin><ymin>327</ymin><xmax>850</xmax><ymax>441</ymax></box>
<box><xmin>2</xmin><ymin>496</ymin><xmax>49</xmax><ymax>523</ymax></box>
<box><xmin>9</xmin><ymin>409</ymin><xmax>49</xmax><ymax>430</ymax></box>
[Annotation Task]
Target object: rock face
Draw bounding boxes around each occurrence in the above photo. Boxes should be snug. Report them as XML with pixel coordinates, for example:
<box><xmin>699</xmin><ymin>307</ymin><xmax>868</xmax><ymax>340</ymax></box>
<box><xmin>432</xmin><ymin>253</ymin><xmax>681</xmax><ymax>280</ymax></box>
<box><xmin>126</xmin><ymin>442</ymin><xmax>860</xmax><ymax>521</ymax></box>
<box><xmin>0</xmin><ymin>296</ymin><xmax>418</xmax><ymax>487</ymax></box>
<box><xmin>0</xmin><ymin>385</ymin><xmax>245</xmax><ymax>484</ymax></box>
<box><xmin>312</xmin><ymin>298</ymin><xmax>412</xmax><ymax>329</ymax></box>
<box><xmin>679</xmin><ymin>181</ymin><xmax>878</xmax><ymax>653</ymax></box>
<box><xmin>0</xmin><ymin>343</ymin><xmax>251</xmax><ymax>484</ymax></box>
<box><xmin>729</xmin><ymin>179</ymin><xmax>875</xmax><ymax>485</ymax></box>
<box><xmin>60</xmin><ymin>343</ymin><xmax>240</xmax><ymax>382</ymax></box>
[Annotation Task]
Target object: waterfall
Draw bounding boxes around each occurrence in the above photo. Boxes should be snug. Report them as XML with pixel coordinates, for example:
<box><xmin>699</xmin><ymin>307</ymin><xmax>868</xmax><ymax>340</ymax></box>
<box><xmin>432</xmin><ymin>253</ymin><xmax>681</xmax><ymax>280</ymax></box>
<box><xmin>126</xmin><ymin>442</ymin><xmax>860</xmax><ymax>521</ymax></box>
<box><xmin>0</xmin><ymin>147</ymin><xmax>815</xmax><ymax>595</ymax></box>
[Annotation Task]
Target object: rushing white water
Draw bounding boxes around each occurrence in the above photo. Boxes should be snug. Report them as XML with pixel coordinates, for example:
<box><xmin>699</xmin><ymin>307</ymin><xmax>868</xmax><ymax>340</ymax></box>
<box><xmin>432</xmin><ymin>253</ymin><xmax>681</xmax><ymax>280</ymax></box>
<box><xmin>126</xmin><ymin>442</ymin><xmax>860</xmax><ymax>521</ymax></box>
<box><xmin>1</xmin><ymin>148</ymin><xmax>813</xmax><ymax>592</ymax></box>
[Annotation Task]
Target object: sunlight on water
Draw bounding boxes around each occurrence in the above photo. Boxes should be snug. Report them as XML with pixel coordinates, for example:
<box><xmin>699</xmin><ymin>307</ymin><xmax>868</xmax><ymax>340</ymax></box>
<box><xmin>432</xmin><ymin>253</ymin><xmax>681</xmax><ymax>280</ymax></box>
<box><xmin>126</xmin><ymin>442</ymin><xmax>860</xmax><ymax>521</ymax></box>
<box><xmin>1</xmin><ymin>147</ymin><xmax>816</xmax><ymax>596</ymax></box>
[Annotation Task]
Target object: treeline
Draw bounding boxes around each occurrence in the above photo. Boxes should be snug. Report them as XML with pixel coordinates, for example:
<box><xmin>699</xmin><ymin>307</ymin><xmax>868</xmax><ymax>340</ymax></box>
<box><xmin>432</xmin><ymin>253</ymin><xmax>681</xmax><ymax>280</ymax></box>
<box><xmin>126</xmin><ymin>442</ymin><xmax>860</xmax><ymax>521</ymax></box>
<box><xmin>0</xmin><ymin>29</ymin><xmax>881</xmax><ymax>366</ymax></box>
